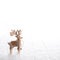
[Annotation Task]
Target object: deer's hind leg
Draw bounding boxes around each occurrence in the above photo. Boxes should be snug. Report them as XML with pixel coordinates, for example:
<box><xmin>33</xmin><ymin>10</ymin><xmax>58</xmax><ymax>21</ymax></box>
<box><xmin>8</xmin><ymin>42</ymin><xmax>13</xmax><ymax>55</ymax></box>
<box><xmin>10</xmin><ymin>46</ymin><xmax>13</xmax><ymax>55</ymax></box>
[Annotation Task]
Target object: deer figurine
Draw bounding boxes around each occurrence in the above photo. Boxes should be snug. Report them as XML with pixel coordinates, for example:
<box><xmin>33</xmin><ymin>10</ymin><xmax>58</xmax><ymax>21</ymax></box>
<box><xmin>8</xmin><ymin>29</ymin><xmax>23</xmax><ymax>55</ymax></box>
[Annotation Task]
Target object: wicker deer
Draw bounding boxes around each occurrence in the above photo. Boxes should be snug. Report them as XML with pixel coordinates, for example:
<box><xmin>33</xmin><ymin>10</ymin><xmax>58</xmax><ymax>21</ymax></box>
<box><xmin>8</xmin><ymin>30</ymin><xmax>23</xmax><ymax>54</ymax></box>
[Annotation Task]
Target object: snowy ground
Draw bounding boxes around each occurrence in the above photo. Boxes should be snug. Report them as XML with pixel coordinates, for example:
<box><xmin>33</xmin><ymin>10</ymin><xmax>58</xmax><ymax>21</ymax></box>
<box><xmin>0</xmin><ymin>54</ymin><xmax>59</xmax><ymax>60</ymax></box>
<box><xmin>0</xmin><ymin>49</ymin><xmax>60</xmax><ymax>60</ymax></box>
<box><xmin>0</xmin><ymin>55</ymin><xmax>35</xmax><ymax>60</ymax></box>
<box><xmin>0</xmin><ymin>54</ymin><xmax>55</xmax><ymax>60</ymax></box>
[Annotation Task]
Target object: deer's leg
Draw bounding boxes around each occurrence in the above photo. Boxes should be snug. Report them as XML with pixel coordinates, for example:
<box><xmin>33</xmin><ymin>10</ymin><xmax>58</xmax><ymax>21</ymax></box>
<box><xmin>17</xmin><ymin>47</ymin><xmax>20</xmax><ymax>54</ymax></box>
<box><xmin>17</xmin><ymin>40</ymin><xmax>22</xmax><ymax>54</ymax></box>
<box><xmin>10</xmin><ymin>46</ymin><xmax>13</xmax><ymax>55</ymax></box>
<box><xmin>17</xmin><ymin>47</ymin><xmax>22</xmax><ymax>54</ymax></box>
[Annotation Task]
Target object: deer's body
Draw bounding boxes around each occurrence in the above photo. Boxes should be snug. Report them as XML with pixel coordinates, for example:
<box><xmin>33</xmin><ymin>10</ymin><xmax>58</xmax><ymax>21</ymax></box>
<box><xmin>8</xmin><ymin>30</ymin><xmax>22</xmax><ymax>54</ymax></box>
<box><xmin>8</xmin><ymin>40</ymin><xmax>18</xmax><ymax>47</ymax></box>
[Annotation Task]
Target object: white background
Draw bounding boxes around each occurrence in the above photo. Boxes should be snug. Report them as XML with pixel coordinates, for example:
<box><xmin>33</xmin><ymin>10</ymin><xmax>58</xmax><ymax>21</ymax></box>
<box><xmin>0</xmin><ymin>0</ymin><xmax>60</xmax><ymax>60</ymax></box>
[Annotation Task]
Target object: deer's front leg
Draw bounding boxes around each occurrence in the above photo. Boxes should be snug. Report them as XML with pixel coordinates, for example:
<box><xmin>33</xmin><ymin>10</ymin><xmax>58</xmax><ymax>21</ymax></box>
<box><xmin>17</xmin><ymin>47</ymin><xmax>20</xmax><ymax>54</ymax></box>
<box><xmin>17</xmin><ymin>47</ymin><xmax>22</xmax><ymax>54</ymax></box>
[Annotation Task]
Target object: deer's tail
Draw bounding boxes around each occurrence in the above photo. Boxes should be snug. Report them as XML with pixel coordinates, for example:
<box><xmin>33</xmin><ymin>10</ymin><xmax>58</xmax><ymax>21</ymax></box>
<box><xmin>8</xmin><ymin>42</ymin><xmax>10</xmax><ymax>45</ymax></box>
